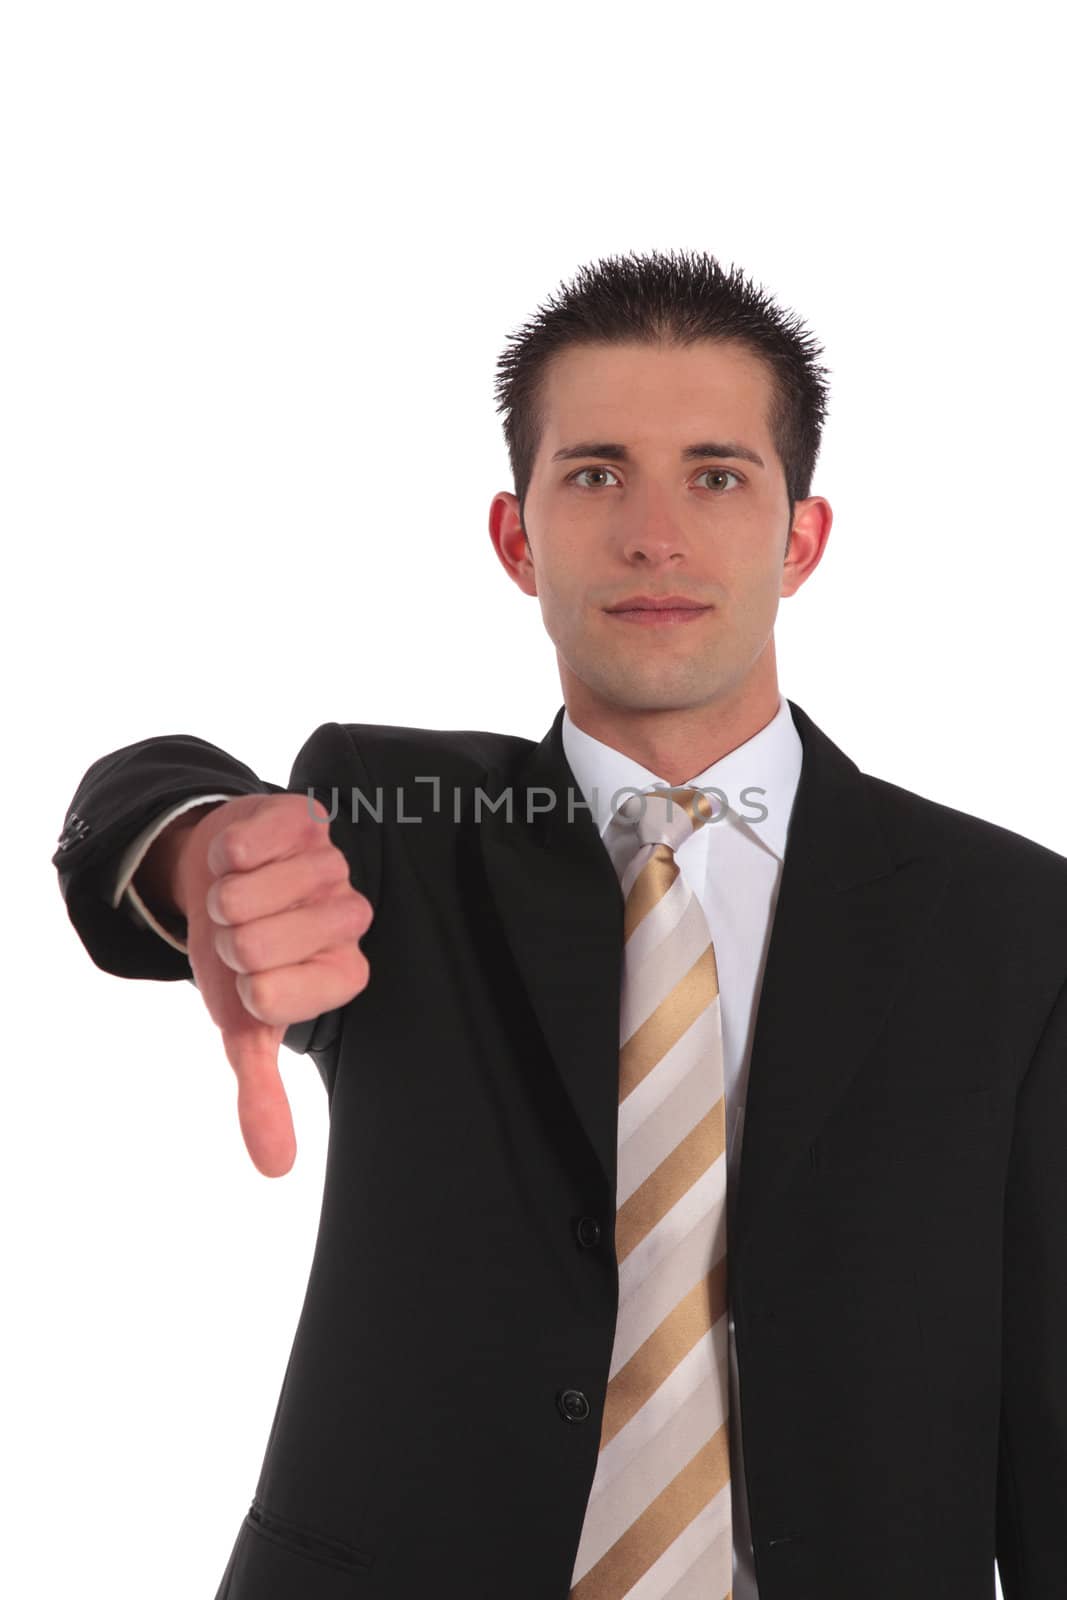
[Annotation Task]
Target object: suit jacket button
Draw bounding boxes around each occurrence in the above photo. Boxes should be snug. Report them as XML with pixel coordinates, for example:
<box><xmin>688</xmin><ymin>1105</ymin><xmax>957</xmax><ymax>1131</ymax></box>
<box><xmin>575</xmin><ymin>1216</ymin><xmax>602</xmax><ymax>1249</ymax></box>
<box><xmin>557</xmin><ymin>1388</ymin><xmax>590</xmax><ymax>1423</ymax></box>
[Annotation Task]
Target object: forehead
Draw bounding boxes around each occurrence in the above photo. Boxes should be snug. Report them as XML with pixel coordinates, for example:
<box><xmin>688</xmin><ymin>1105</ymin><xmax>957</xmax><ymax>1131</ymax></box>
<box><xmin>537</xmin><ymin>339</ymin><xmax>775</xmax><ymax>453</ymax></box>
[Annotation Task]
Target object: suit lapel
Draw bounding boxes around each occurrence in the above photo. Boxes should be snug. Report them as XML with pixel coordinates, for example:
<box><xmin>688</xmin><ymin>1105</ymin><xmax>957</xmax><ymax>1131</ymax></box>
<box><xmin>478</xmin><ymin>700</ymin><xmax>952</xmax><ymax>1266</ymax></box>
<box><xmin>478</xmin><ymin>708</ymin><xmax>625</xmax><ymax>1188</ymax></box>
<box><xmin>732</xmin><ymin>699</ymin><xmax>951</xmax><ymax>1267</ymax></box>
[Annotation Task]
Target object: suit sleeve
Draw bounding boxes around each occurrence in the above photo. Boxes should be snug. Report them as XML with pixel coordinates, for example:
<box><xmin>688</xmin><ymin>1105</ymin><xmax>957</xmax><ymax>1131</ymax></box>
<box><xmin>52</xmin><ymin>721</ymin><xmax>380</xmax><ymax>1066</ymax></box>
<box><xmin>113</xmin><ymin>793</ymin><xmax>238</xmax><ymax>951</ymax></box>
<box><xmin>996</xmin><ymin>969</ymin><xmax>1067</xmax><ymax>1596</ymax></box>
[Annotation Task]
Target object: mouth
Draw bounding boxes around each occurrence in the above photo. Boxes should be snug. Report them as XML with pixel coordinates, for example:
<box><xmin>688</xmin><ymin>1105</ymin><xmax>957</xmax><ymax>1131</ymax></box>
<box><xmin>604</xmin><ymin>595</ymin><xmax>713</xmax><ymax>626</ymax></box>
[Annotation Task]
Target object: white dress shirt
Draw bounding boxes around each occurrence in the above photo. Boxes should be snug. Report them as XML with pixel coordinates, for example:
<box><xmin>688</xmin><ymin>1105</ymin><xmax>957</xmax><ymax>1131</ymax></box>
<box><xmin>111</xmin><ymin>697</ymin><xmax>804</xmax><ymax>1595</ymax></box>
<box><xmin>561</xmin><ymin>693</ymin><xmax>803</xmax><ymax>1600</ymax></box>
<box><xmin>111</xmin><ymin>792</ymin><xmax>236</xmax><ymax>951</ymax></box>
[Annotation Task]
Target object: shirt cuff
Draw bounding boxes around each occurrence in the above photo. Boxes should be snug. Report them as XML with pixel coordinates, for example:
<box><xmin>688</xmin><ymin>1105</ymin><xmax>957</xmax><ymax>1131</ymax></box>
<box><xmin>112</xmin><ymin>793</ymin><xmax>236</xmax><ymax>954</ymax></box>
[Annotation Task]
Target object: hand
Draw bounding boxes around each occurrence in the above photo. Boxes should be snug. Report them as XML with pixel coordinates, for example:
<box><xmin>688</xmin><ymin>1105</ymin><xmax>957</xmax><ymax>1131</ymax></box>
<box><xmin>175</xmin><ymin>793</ymin><xmax>372</xmax><ymax>1177</ymax></box>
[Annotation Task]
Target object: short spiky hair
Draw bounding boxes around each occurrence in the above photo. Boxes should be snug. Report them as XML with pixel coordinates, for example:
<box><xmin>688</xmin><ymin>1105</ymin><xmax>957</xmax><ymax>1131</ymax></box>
<box><xmin>493</xmin><ymin>247</ymin><xmax>831</xmax><ymax>528</ymax></box>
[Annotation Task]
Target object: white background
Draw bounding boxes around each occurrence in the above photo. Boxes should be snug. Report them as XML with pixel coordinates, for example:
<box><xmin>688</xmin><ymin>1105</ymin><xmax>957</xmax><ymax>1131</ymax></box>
<box><xmin>4</xmin><ymin>2</ymin><xmax>1063</xmax><ymax>1594</ymax></box>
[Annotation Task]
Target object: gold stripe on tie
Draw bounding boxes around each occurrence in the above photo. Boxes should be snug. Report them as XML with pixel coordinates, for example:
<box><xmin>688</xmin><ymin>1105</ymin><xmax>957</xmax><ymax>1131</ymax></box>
<box><xmin>624</xmin><ymin>843</ymin><xmax>680</xmax><ymax>938</ymax></box>
<box><xmin>570</xmin><ymin>786</ymin><xmax>732</xmax><ymax>1600</ymax></box>
<box><xmin>618</xmin><ymin>943</ymin><xmax>720</xmax><ymax>1095</ymax></box>
<box><xmin>570</xmin><ymin>1425</ymin><xmax>732</xmax><ymax>1600</ymax></box>
<box><xmin>598</xmin><ymin>1255</ymin><xmax>729</xmax><ymax>1449</ymax></box>
<box><xmin>614</xmin><ymin>1099</ymin><xmax>727</xmax><ymax>1263</ymax></box>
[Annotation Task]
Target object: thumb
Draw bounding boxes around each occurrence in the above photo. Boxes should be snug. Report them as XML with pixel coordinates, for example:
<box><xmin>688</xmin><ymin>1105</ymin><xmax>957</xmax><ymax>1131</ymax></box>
<box><xmin>221</xmin><ymin>1019</ymin><xmax>295</xmax><ymax>1177</ymax></box>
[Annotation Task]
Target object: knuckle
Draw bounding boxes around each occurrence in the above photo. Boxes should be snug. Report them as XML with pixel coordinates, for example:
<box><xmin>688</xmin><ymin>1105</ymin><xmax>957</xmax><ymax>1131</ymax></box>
<box><xmin>241</xmin><ymin>971</ymin><xmax>273</xmax><ymax>1019</ymax></box>
<box><xmin>318</xmin><ymin>941</ymin><xmax>368</xmax><ymax>996</ymax></box>
<box><xmin>207</xmin><ymin>823</ymin><xmax>234</xmax><ymax>873</ymax></box>
<box><xmin>354</xmin><ymin>948</ymin><xmax>371</xmax><ymax>988</ymax></box>
<box><xmin>311</xmin><ymin>844</ymin><xmax>346</xmax><ymax>890</ymax></box>
<box><xmin>222</xmin><ymin>823</ymin><xmax>253</xmax><ymax>871</ymax></box>
<box><xmin>344</xmin><ymin>946</ymin><xmax>370</xmax><ymax>992</ymax></box>
<box><xmin>301</xmin><ymin>803</ymin><xmax>332</xmax><ymax>845</ymax></box>
<box><xmin>326</xmin><ymin>845</ymin><xmax>351</xmax><ymax>882</ymax></box>
<box><xmin>243</xmin><ymin>970</ymin><xmax>263</xmax><ymax>1007</ymax></box>
<box><xmin>339</xmin><ymin>896</ymin><xmax>370</xmax><ymax>937</ymax></box>
<box><xmin>229</xmin><ymin>924</ymin><xmax>261</xmax><ymax>970</ymax></box>
<box><xmin>347</xmin><ymin>883</ymin><xmax>371</xmax><ymax>921</ymax></box>
<box><xmin>213</xmin><ymin>875</ymin><xmax>243</xmax><ymax>924</ymax></box>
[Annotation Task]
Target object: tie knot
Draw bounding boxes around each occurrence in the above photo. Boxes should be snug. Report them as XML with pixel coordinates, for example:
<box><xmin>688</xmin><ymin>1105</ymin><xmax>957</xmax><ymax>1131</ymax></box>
<box><xmin>612</xmin><ymin>785</ymin><xmax>714</xmax><ymax>853</ymax></box>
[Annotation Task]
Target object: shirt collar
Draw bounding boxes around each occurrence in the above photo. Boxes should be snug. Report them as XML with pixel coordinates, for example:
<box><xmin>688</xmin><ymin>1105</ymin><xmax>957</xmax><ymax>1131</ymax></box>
<box><xmin>561</xmin><ymin>693</ymin><xmax>803</xmax><ymax>862</ymax></box>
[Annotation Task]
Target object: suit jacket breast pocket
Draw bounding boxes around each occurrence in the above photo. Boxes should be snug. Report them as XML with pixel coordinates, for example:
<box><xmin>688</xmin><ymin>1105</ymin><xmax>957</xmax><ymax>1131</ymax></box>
<box><xmin>813</xmin><ymin>1084</ymin><xmax>997</xmax><ymax>1174</ymax></box>
<box><xmin>214</xmin><ymin>1500</ymin><xmax>373</xmax><ymax>1599</ymax></box>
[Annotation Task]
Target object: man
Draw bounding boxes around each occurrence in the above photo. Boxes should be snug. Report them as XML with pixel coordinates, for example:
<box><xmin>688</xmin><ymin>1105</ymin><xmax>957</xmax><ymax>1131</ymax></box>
<box><xmin>53</xmin><ymin>248</ymin><xmax>1067</xmax><ymax>1599</ymax></box>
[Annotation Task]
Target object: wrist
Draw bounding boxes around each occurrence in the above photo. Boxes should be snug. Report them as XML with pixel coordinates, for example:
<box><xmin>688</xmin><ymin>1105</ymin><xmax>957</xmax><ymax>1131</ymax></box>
<box><xmin>137</xmin><ymin>803</ymin><xmax>224</xmax><ymax>921</ymax></box>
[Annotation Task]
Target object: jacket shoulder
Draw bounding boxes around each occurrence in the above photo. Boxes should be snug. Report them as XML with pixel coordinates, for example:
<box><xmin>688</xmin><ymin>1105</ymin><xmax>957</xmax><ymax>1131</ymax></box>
<box><xmin>292</xmin><ymin>718</ymin><xmax>536</xmax><ymax>786</ymax></box>
<box><xmin>864</xmin><ymin>768</ymin><xmax>1067</xmax><ymax>886</ymax></box>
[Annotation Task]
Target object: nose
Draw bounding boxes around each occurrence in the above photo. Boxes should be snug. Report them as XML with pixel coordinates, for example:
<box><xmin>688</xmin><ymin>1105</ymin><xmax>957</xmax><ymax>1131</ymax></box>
<box><xmin>617</xmin><ymin>483</ymin><xmax>694</xmax><ymax>565</ymax></box>
<box><xmin>620</xmin><ymin>521</ymin><xmax>691</xmax><ymax>565</ymax></box>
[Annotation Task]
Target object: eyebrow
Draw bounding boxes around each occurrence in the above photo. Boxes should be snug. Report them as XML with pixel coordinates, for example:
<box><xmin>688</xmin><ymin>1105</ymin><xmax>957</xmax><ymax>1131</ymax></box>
<box><xmin>550</xmin><ymin>439</ymin><xmax>766</xmax><ymax>469</ymax></box>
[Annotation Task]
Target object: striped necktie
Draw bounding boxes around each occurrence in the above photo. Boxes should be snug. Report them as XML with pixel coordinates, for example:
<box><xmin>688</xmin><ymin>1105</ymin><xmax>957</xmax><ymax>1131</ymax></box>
<box><xmin>570</xmin><ymin>785</ymin><xmax>733</xmax><ymax>1600</ymax></box>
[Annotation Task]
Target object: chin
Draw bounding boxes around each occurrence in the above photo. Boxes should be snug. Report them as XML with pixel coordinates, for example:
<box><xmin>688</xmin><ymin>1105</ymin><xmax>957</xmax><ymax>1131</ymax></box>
<box><xmin>588</xmin><ymin>672</ymin><xmax>718</xmax><ymax>715</ymax></box>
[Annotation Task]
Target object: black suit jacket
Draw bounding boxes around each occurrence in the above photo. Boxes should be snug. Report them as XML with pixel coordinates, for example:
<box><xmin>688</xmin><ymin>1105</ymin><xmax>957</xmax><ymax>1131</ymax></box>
<box><xmin>53</xmin><ymin>700</ymin><xmax>1067</xmax><ymax>1599</ymax></box>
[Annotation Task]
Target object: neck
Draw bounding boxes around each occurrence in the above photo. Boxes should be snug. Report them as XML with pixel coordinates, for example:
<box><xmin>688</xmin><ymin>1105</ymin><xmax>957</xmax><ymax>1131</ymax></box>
<box><xmin>563</xmin><ymin>680</ymin><xmax>781</xmax><ymax>787</ymax></box>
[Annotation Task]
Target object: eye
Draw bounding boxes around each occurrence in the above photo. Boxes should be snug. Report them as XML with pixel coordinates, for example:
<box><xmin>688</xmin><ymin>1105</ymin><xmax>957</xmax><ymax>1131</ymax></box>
<box><xmin>567</xmin><ymin>465</ymin><xmax>743</xmax><ymax>492</ymax></box>
<box><xmin>569</xmin><ymin>466</ymin><xmax>622</xmax><ymax>489</ymax></box>
<box><xmin>696</xmin><ymin>468</ymin><xmax>742</xmax><ymax>492</ymax></box>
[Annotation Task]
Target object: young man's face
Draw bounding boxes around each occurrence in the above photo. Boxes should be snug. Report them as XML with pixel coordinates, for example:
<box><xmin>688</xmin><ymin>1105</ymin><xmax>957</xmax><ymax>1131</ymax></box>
<box><xmin>489</xmin><ymin>338</ymin><xmax>829</xmax><ymax>724</ymax></box>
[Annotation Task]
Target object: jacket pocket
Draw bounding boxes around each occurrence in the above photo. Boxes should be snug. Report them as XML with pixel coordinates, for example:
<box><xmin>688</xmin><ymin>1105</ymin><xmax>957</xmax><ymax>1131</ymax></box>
<box><xmin>215</xmin><ymin>1499</ymin><xmax>374</xmax><ymax>1598</ymax></box>
<box><xmin>247</xmin><ymin>1499</ymin><xmax>373</xmax><ymax>1573</ymax></box>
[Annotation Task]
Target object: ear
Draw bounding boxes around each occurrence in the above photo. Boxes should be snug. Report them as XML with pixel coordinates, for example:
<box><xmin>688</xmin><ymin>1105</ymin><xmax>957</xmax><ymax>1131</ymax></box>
<box><xmin>488</xmin><ymin>492</ymin><xmax>538</xmax><ymax>597</ymax></box>
<box><xmin>781</xmin><ymin>495</ymin><xmax>833</xmax><ymax>598</ymax></box>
